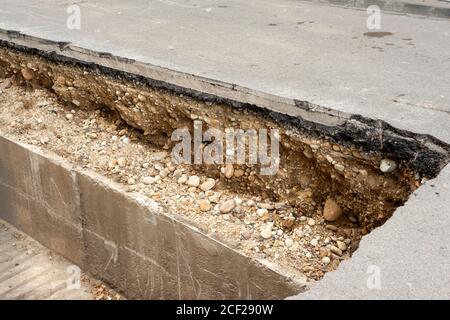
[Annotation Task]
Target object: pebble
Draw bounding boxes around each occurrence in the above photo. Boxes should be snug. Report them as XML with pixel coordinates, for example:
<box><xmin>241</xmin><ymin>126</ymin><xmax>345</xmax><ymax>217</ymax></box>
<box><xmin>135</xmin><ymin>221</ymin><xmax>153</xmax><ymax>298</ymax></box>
<box><xmin>258</xmin><ymin>203</ymin><xmax>275</xmax><ymax>210</ymax></box>
<box><xmin>127</xmin><ymin>177</ymin><xmax>136</xmax><ymax>185</ymax></box>
<box><xmin>303</xmin><ymin>150</ymin><xmax>313</xmax><ymax>159</ymax></box>
<box><xmin>282</xmin><ymin>217</ymin><xmax>295</xmax><ymax>229</ymax></box>
<box><xmin>65</xmin><ymin>114</ymin><xmax>74</xmax><ymax>121</ymax></box>
<box><xmin>234</xmin><ymin>169</ymin><xmax>245</xmax><ymax>177</ymax></box>
<box><xmin>117</xmin><ymin>157</ymin><xmax>127</xmax><ymax>167</ymax></box>
<box><xmin>21</xmin><ymin>68</ymin><xmax>35</xmax><ymax>80</ymax></box>
<box><xmin>323</xmin><ymin>198</ymin><xmax>342</xmax><ymax>221</ymax></box>
<box><xmin>285</xmin><ymin>238</ymin><xmax>294</xmax><ymax>248</ymax></box>
<box><xmin>177</xmin><ymin>175</ymin><xmax>187</xmax><ymax>184</ymax></box>
<box><xmin>260</xmin><ymin>222</ymin><xmax>274</xmax><ymax>239</ymax></box>
<box><xmin>219</xmin><ymin>199</ymin><xmax>236</xmax><ymax>214</ymax></box>
<box><xmin>330</xmin><ymin>246</ymin><xmax>342</xmax><ymax>256</ymax></box>
<box><xmin>325</xmin><ymin>224</ymin><xmax>338</xmax><ymax>231</ymax></box>
<box><xmin>319</xmin><ymin>247</ymin><xmax>329</xmax><ymax>257</ymax></box>
<box><xmin>336</xmin><ymin>240</ymin><xmax>347</xmax><ymax>251</ymax></box>
<box><xmin>246</xmin><ymin>199</ymin><xmax>256</xmax><ymax>207</ymax></box>
<box><xmin>321</xmin><ymin>257</ymin><xmax>331</xmax><ymax>265</ymax></box>
<box><xmin>142</xmin><ymin>176</ymin><xmax>154</xmax><ymax>185</ymax></box>
<box><xmin>198</xmin><ymin>200</ymin><xmax>212</xmax><ymax>212</ymax></box>
<box><xmin>380</xmin><ymin>159</ymin><xmax>397</xmax><ymax>173</ymax></box>
<box><xmin>241</xmin><ymin>230</ymin><xmax>252</xmax><ymax>240</ymax></box>
<box><xmin>187</xmin><ymin>175</ymin><xmax>200</xmax><ymax>187</ymax></box>
<box><xmin>224</xmin><ymin>164</ymin><xmax>234</xmax><ymax>179</ymax></box>
<box><xmin>256</xmin><ymin>208</ymin><xmax>268</xmax><ymax>217</ymax></box>
<box><xmin>307</xmin><ymin>218</ymin><xmax>316</xmax><ymax>226</ymax></box>
<box><xmin>159</xmin><ymin>168</ymin><xmax>170</xmax><ymax>178</ymax></box>
<box><xmin>200</xmin><ymin>179</ymin><xmax>216</xmax><ymax>192</ymax></box>
<box><xmin>310</xmin><ymin>239</ymin><xmax>318</xmax><ymax>246</ymax></box>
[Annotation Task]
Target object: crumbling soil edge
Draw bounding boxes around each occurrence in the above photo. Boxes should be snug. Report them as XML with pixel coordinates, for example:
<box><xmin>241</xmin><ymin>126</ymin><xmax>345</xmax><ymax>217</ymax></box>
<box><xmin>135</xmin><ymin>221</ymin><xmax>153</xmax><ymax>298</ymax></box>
<box><xmin>1</xmin><ymin>29</ymin><xmax>449</xmax><ymax>178</ymax></box>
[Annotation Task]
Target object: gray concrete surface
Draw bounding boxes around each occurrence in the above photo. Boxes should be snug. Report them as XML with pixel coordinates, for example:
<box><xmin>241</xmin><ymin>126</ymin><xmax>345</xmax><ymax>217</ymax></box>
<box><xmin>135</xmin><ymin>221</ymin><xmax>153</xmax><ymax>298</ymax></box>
<box><xmin>290</xmin><ymin>163</ymin><xmax>450</xmax><ymax>299</ymax></box>
<box><xmin>0</xmin><ymin>220</ymin><xmax>93</xmax><ymax>300</ymax></box>
<box><xmin>0</xmin><ymin>0</ymin><xmax>449</xmax><ymax>300</ymax></box>
<box><xmin>0</xmin><ymin>0</ymin><xmax>449</xmax><ymax>144</ymax></box>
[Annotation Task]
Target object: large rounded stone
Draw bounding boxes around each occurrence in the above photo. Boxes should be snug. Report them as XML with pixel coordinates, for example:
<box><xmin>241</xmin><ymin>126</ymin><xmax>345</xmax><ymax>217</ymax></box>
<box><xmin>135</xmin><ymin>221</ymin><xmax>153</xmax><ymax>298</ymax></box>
<box><xmin>323</xmin><ymin>198</ymin><xmax>342</xmax><ymax>221</ymax></box>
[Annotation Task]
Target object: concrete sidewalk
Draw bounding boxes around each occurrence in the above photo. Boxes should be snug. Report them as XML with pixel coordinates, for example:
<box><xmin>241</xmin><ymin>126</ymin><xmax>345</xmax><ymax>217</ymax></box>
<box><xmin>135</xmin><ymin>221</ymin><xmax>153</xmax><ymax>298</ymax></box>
<box><xmin>0</xmin><ymin>0</ymin><xmax>449</xmax><ymax>299</ymax></box>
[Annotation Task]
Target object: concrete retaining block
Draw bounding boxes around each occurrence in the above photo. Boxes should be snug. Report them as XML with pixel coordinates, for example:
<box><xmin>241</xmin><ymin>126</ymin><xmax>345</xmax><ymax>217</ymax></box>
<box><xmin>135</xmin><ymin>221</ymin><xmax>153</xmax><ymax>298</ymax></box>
<box><xmin>0</xmin><ymin>134</ymin><xmax>307</xmax><ymax>299</ymax></box>
<box><xmin>0</xmin><ymin>136</ymin><xmax>84</xmax><ymax>266</ymax></box>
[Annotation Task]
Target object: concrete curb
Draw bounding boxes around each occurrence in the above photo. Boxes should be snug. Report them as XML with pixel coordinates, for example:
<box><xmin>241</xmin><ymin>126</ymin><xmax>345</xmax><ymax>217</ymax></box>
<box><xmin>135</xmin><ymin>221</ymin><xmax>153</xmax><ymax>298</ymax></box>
<box><xmin>0</xmin><ymin>134</ymin><xmax>308</xmax><ymax>299</ymax></box>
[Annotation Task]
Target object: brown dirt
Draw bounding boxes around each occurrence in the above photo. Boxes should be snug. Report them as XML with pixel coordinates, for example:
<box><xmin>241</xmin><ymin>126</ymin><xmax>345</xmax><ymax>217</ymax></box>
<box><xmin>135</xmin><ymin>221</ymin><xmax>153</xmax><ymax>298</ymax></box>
<box><xmin>0</xmin><ymin>47</ymin><xmax>421</xmax><ymax>282</ymax></box>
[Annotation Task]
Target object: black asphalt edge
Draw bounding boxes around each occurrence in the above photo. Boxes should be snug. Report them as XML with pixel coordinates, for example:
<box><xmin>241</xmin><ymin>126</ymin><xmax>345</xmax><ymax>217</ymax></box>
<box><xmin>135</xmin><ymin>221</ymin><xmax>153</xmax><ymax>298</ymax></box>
<box><xmin>0</xmin><ymin>30</ymin><xmax>449</xmax><ymax>178</ymax></box>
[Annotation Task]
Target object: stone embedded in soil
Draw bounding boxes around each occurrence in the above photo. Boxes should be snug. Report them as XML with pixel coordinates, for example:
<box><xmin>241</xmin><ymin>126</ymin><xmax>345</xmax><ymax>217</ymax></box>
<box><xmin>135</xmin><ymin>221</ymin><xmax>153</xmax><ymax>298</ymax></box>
<box><xmin>241</xmin><ymin>229</ymin><xmax>252</xmax><ymax>240</ymax></box>
<box><xmin>322</xmin><ymin>257</ymin><xmax>331</xmax><ymax>265</ymax></box>
<box><xmin>234</xmin><ymin>169</ymin><xmax>244</xmax><ymax>177</ymax></box>
<box><xmin>223</xmin><ymin>164</ymin><xmax>234</xmax><ymax>179</ymax></box>
<box><xmin>142</xmin><ymin>176</ymin><xmax>155</xmax><ymax>185</ymax></box>
<box><xmin>117</xmin><ymin>157</ymin><xmax>127</xmax><ymax>167</ymax></box>
<box><xmin>323</xmin><ymin>198</ymin><xmax>342</xmax><ymax>221</ymax></box>
<box><xmin>285</xmin><ymin>238</ymin><xmax>294</xmax><ymax>247</ymax></box>
<box><xmin>0</xmin><ymin>77</ymin><xmax>12</xmax><ymax>89</ymax></box>
<box><xmin>199</xmin><ymin>179</ymin><xmax>216</xmax><ymax>192</ymax></box>
<box><xmin>330</xmin><ymin>246</ymin><xmax>343</xmax><ymax>256</ymax></box>
<box><xmin>159</xmin><ymin>168</ymin><xmax>170</xmax><ymax>178</ymax></box>
<box><xmin>256</xmin><ymin>208</ymin><xmax>268</xmax><ymax>216</ymax></box>
<box><xmin>260</xmin><ymin>222</ymin><xmax>274</xmax><ymax>239</ymax></box>
<box><xmin>219</xmin><ymin>199</ymin><xmax>236</xmax><ymax>214</ymax></box>
<box><xmin>187</xmin><ymin>175</ymin><xmax>200</xmax><ymax>187</ymax></box>
<box><xmin>282</xmin><ymin>217</ymin><xmax>295</xmax><ymax>229</ymax></box>
<box><xmin>177</xmin><ymin>175</ymin><xmax>187</xmax><ymax>184</ymax></box>
<box><xmin>21</xmin><ymin>68</ymin><xmax>34</xmax><ymax>80</ymax></box>
<box><xmin>336</xmin><ymin>240</ymin><xmax>347</xmax><ymax>251</ymax></box>
<box><xmin>319</xmin><ymin>247</ymin><xmax>329</xmax><ymax>257</ymax></box>
<box><xmin>380</xmin><ymin>159</ymin><xmax>397</xmax><ymax>173</ymax></box>
<box><xmin>198</xmin><ymin>200</ymin><xmax>212</xmax><ymax>212</ymax></box>
<box><xmin>65</xmin><ymin>114</ymin><xmax>74</xmax><ymax>121</ymax></box>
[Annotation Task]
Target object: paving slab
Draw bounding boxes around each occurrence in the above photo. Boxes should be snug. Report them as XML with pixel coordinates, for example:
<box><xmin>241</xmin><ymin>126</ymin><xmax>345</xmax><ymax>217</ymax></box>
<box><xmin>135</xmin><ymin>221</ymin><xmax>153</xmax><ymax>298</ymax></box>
<box><xmin>0</xmin><ymin>219</ymin><xmax>93</xmax><ymax>300</ymax></box>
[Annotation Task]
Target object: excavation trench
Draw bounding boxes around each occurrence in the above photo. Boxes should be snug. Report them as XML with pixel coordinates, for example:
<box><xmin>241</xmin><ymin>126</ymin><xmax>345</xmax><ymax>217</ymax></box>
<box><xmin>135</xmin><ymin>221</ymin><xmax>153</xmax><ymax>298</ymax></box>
<box><xmin>0</xmin><ymin>42</ymin><xmax>449</xmax><ymax>297</ymax></box>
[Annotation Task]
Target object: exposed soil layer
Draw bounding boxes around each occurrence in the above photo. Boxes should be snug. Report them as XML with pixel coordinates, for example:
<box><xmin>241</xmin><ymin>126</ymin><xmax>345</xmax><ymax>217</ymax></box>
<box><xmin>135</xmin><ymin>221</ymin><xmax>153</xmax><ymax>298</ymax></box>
<box><xmin>0</xmin><ymin>44</ymin><xmax>449</xmax><ymax>283</ymax></box>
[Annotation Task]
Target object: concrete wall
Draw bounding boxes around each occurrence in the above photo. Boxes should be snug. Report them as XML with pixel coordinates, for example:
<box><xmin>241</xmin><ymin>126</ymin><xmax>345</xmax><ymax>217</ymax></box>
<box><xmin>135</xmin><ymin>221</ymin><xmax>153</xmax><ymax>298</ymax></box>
<box><xmin>0</xmin><ymin>134</ymin><xmax>307</xmax><ymax>299</ymax></box>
